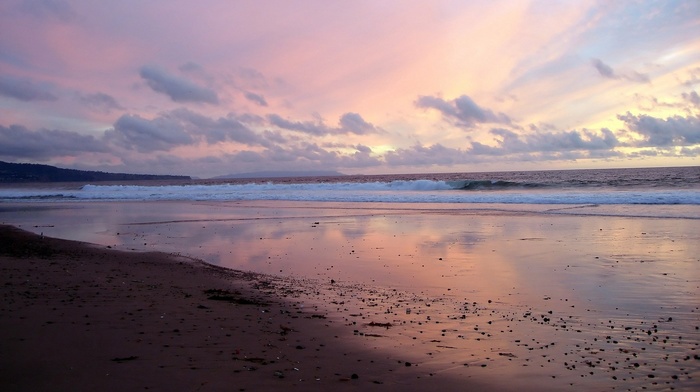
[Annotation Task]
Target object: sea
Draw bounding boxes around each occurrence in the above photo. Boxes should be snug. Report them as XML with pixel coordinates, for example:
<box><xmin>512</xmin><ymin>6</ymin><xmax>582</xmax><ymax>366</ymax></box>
<box><xmin>1</xmin><ymin>166</ymin><xmax>699</xmax><ymax>203</ymax></box>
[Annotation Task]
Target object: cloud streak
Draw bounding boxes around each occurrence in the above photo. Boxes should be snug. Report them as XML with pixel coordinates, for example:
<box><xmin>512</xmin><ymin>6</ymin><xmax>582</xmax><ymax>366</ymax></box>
<box><xmin>415</xmin><ymin>95</ymin><xmax>511</xmax><ymax>128</ymax></box>
<box><xmin>0</xmin><ymin>124</ymin><xmax>107</xmax><ymax>159</ymax></box>
<box><xmin>77</xmin><ymin>92</ymin><xmax>123</xmax><ymax>113</ymax></box>
<box><xmin>267</xmin><ymin>112</ymin><xmax>382</xmax><ymax>136</ymax></box>
<box><xmin>469</xmin><ymin>128</ymin><xmax>620</xmax><ymax>156</ymax></box>
<box><xmin>0</xmin><ymin>75</ymin><xmax>57</xmax><ymax>102</ymax></box>
<box><xmin>139</xmin><ymin>66</ymin><xmax>219</xmax><ymax>104</ymax></box>
<box><xmin>107</xmin><ymin>114</ymin><xmax>192</xmax><ymax>152</ymax></box>
<box><xmin>591</xmin><ymin>58</ymin><xmax>650</xmax><ymax>83</ymax></box>
<box><xmin>244</xmin><ymin>91</ymin><xmax>267</xmax><ymax>106</ymax></box>
<box><xmin>619</xmin><ymin>113</ymin><xmax>700</xmax><ymax>147</ymax></box>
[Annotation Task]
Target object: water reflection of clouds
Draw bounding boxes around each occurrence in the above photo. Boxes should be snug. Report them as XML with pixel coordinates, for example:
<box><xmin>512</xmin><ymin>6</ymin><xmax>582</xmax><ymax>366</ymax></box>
<box><xmin>4</xmin><ymin>201</ymin><xmax>698</xmax><ymax>390</ymax></box>
<box><xmin>457</xmin><ymin>232</ymin><xmax>483</xmax><ymax>248</ymax></box>
<box><xmin>3</xmin><ymin>201</ymin><xmax>698</xmax><ymax>312</ymax></box>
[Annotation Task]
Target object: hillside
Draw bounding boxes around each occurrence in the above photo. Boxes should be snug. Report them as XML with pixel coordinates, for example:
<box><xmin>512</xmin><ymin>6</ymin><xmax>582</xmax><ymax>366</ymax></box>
<box><xmin>0</xmin><ymin>161</ymin><xmax>190</xmax><ymax>183</ymax></box>
<box><xmin>214</xmin><ymin>170</ymin><xmax>345</xmax><ymax>179</ymax></box>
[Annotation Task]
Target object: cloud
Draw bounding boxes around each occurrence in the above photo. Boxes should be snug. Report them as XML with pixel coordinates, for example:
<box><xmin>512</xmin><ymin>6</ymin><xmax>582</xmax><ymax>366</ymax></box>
<box><xmin>591</xmin><ymin>58</ymin><xmax>616</xmax><ymax>79</ymax></box>
<box><xmin>682</xmin><ymin>91</ymin><xmax>699</xmax><ymax>107</ymax></box>
<box><xmin>107</xmin><ymin>114</ymin><xmax>193</xmax><ymax>152</ymax></box>
<box><xmin>233</xmin><ymin>150</ymin><xmax>267</xmax><ymax>163</ymax></box>
<box><xmin>147</xmin><ymin>142</ymin><xmax>375</xmax><ymax>175</ymax></box>
<box><xmin>20</xmin><ymin>0</ymin><xmax>77</xmax><ymax>23</ymax></box>
<box><xmin>384</xmin><ymin>143</ymin><xmax>468</xmax><ymax>166</ymax></box>
<box><xmin>0</xmin><ymin>75</ymin><xmax>57</xmax><ymax>102</ymax></box>
<box><xmin>355</xmin><ymin>144</ymin><xmax>372</xmax><ymax>153</ymax></box>
<box><xmin>237</xmin><ymin>67</ymin><xmax>269</xmax><ymax>89</ymax></box>
<box><xmin>104</xmin><ymin>109</ymin><xmax>269</xmax><ymax>152</ymax></box>
<box><xmin>270</xmin><ymin>142</ymin><xmax>381</xmax><ymax>169</ymax></box>
<box><xmin>469</xmin><ymin>128</ymin><xmax>620</xmax><ymax>156</ymax></box>
<box><xmin>682</xmin><ymin>67</ymin><xmax>700</xmax><ymax>87</ymax></box>
<box><xmin>338</xmin><ymin>113</ymin><xmax>378</xmax><ymax>135</ymax></box>
<box><xmin>415</xmin><ymin>94</ymin><xmax>511</xmax><ymax>128</ymax></box>
<box><xmin>618</xmin><ymin>112</ymin><xmax>700</xmax><ymax>146</ymax></box>
<box><xmin>95</xmin><ymin>108</ymin><xmax>635</xmax><ymax>173</ymax></box>
<box><xmin>267</xmin><ymin>112</ymin><xmax>380</xmax><ymax>136</ymax></box>
<box><xmin>244</xmin><ymin>91</ymin><xmax>268</xmax><ymax>106</ymax></box>
<box><xmin>178</xmin><ymin>61</ymin><xmax>203</xmax><ymax>73</ymax></box>
<box><xmin>525</xmin><ymin>128</ymin><xmax>619</xmax><ymax>151</ymax></box>
<box><xmin>626</xmin><ymin>71</ymin><xmax>650</xmax><ymax>84</ymax></box>
<box><xmin>591</xmin><ymin>58</ymin><xmax>650</xmax><ymax>83</ymax></box>
<box><xmin>139</xmin><ymin>66</ymin><xmax>219</xmax><ymax>104</ymax></box>
<box><xmin>0</xmin><ymin>124</ymin><xmax>107</xmax><ymax>159</ymax></box>
<box><xmin>77</xmin><ymin>92</ymin><xmax>123</xmax><ymax>113</ymax></box>
<box><xmin>167</xmin><ymin>108</ymin><xmax>265</xmax><ymax>145</ymax></box>
<box><xmin>680</xmin><ymin>146</ymin><xmax>700</xmax><ymax>156</ymax></box>
<box><xmin>267</xmin><ymin>114</ymin><xmax>329</xmax><ymax>136</ymax></box>
<box><xmin>202</xmin><ymin>141</ymin><xmax>383</xmax><ymax>173</ymax></box>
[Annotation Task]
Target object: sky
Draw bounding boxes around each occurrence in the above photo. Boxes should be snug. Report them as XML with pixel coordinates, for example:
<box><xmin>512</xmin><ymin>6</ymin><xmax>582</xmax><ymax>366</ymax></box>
<box><xmin>0</xmin><ymin>0</ymin><xmax>699</xmax><ymax>178</ymax></box>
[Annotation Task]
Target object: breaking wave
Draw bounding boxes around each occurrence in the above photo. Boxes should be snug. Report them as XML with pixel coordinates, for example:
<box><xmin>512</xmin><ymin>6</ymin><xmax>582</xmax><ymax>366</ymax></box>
<box><xmin>0</xmin><ymin>179</ymin><xmax>698</xmax><ymax>205</ymax></box>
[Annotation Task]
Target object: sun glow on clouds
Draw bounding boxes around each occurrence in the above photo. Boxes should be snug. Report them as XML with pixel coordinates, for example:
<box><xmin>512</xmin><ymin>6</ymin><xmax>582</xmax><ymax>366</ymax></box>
<box><xmin>0</xmin><ymin>0</ymin><xmax>698</xmax><ymax>177</ymax></box>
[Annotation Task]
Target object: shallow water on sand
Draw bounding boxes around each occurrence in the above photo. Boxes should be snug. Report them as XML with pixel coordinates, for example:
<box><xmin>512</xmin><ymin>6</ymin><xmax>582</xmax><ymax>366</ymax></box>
<box><xmin>2</xmin><ymin>200</ymin><xmax>699</xmax><ymax>390</ymax></box>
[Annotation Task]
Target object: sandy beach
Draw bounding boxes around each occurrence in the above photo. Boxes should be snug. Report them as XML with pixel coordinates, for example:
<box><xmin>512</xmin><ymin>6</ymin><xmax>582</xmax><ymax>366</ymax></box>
<box><xmin>1</xmin><ymin>224</ymin><xmax>476</xmax><ymax>391</ymax></box>
<box><xmin>1</xmin><ymin>200</ymin><xmax>699</xmax><ymax>391</ymax></box>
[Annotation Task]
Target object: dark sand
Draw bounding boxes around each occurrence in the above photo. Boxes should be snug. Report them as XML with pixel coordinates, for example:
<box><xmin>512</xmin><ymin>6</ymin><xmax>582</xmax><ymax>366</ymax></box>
<box><xmin>0</xmin><ymin>225</ymin><xmax>495</xmax><ymax>391</ymax></box>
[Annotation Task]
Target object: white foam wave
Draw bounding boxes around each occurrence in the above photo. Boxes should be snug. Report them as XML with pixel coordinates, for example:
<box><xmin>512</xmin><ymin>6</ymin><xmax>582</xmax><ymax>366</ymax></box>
<box><xmin>1</xmin><ymin>180</ymin><xmax>698</xmax><ymax>205</ymax></box>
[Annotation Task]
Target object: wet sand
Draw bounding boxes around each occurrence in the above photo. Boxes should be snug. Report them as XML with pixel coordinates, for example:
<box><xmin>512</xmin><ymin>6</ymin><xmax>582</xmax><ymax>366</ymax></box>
<box><xmin>1</xmin><ymin>201</ymin><xmax>699</xmax><ymax>391</ymax></box>
<box><xmin>1</xmin><ymin>225</ymin><xmax>483</xmax><ymax>391</ymax></box>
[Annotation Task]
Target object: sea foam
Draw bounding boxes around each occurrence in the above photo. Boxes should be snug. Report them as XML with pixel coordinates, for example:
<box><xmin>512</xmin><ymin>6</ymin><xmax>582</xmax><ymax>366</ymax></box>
<box><xmin>1</xmin><ymin>179</ymin><xmax>698</xmax><ymax>205</ymax></box>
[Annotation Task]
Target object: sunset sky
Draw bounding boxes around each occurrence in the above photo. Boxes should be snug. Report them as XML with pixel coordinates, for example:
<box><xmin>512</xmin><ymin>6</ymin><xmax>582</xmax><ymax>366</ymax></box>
<box><xmin>1</xmin><ymin>0</ymin><xmax>699</xmax><ymax>177</ymax></box>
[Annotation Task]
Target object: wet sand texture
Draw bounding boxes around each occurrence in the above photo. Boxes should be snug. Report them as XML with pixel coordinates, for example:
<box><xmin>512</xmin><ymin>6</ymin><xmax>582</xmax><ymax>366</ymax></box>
<box><xmin>1</xmin><ymin>223</ymin><xmax>698</xmax><ymax>391</ymax></box>
<box><xmin>0</xmin><ymin>225</ymin><xmax>483</xmax><ymax>391</ymax></box>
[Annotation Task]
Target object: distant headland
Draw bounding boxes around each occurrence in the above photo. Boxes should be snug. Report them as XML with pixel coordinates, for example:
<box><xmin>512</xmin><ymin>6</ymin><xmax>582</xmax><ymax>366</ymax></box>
<box><xmin>213</xmin><ymin>170</ymin><xmax>345</xmax><ymax>179</ymax></box>
<box><xmin>0</xmin><ymin>161</ymin><xmax>191</xmax><ymax>183</ymax></box>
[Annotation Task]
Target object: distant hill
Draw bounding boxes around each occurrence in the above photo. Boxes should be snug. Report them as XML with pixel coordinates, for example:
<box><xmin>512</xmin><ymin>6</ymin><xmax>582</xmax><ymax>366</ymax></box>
<box><xmin>0</xmin><ymin>161</ymin><xmax>191</xmax><ymax>183</ymax></box>
<box><xmin>214</xmin><ymin>170</ymin><xmax>345</xmax><ymax>179</ymax></box>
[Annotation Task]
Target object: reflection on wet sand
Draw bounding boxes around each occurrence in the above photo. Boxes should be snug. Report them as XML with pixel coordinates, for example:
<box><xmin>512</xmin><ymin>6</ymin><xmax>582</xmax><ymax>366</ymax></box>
<box><xmin>1</xmin><ymin>200</ymin><xmax>698</xmax><ymax>390</ymax></box>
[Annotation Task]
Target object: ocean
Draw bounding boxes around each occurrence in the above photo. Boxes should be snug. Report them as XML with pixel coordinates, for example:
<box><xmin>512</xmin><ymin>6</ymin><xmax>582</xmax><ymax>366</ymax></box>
<box><xmin>1</xmin><ymin>166</ymin><xmax>699</xmax><ymax>206</ymax></box>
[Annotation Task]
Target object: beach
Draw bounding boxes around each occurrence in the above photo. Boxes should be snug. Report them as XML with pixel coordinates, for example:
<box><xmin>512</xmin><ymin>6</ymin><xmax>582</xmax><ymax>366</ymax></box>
<box><xmin>1</xmin><ymin>223</ymin><xmax>474</xmax><ymax>392</ymax></box>
<box><xmin>1</xmin><ymin>199</ymin><xmax>699</xmax><ymax>391</ymax></box>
